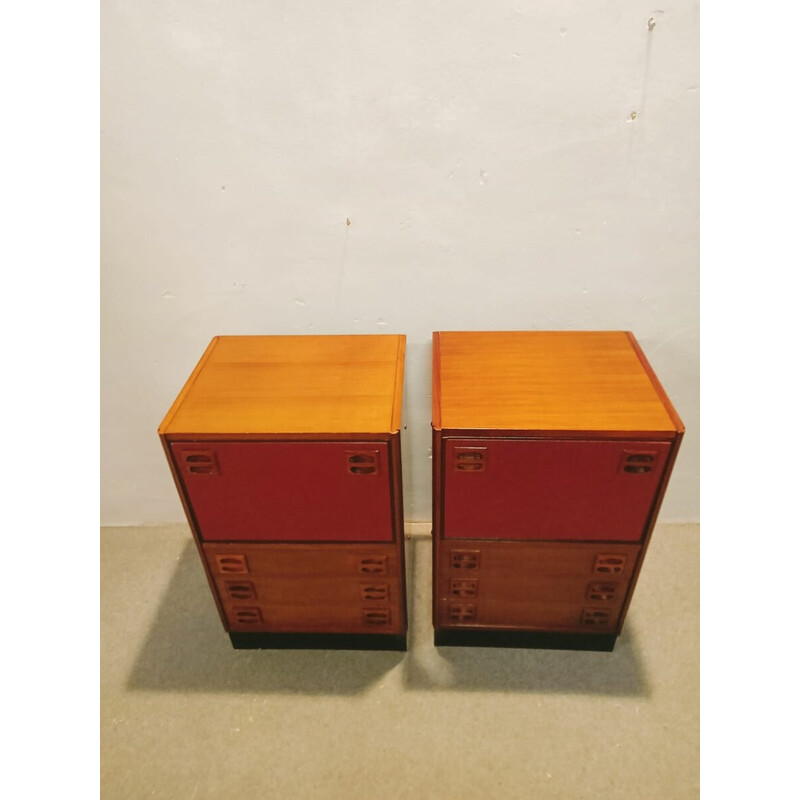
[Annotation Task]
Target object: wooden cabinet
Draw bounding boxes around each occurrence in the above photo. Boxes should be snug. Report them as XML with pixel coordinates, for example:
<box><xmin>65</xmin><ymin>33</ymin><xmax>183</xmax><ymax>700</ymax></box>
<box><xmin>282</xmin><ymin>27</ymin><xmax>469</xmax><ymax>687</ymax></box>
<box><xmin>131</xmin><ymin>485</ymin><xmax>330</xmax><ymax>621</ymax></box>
<box><xmin>432</xmin><ymin>331</ymin><xmax>683</xmax><ymax>651</ymax></box>
<box><xmin>159</xmin><ymin>335</ymin><xmax>407</xmax><ymax>650</ymax></box>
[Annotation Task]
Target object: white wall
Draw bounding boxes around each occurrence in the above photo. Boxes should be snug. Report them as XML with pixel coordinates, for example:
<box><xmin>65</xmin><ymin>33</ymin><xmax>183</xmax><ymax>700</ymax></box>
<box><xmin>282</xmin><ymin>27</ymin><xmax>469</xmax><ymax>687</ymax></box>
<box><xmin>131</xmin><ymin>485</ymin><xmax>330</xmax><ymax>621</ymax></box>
<box><xmin>101</xmin><ymin>0</ymin><xmax>699</xmax><ymax>525</ymax></box>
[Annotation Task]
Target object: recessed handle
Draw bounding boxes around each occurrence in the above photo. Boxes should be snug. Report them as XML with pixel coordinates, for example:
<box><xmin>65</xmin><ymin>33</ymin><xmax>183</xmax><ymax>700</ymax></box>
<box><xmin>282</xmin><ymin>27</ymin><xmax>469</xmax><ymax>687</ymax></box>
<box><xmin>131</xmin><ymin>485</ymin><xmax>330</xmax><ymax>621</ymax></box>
<box><xmin>225</xmin><ymin>580</ymin><xmax>256</xmax><ymax>600</ymax></box>
<box><xmin>360</xmin><ymin>583</ymin><xmax>389</xmax><ymax>601</ymax></box>
<box><xmin>581</xmin><ymin>608</ymin><xmax>612</xmax><ymax>627</ymax></box>
<box><xmin>179</xmin><ymin>449</ymin><xmax>220</xmax><ymax>476</ymax></box>
<box><xmin>346</xmin><ymin>451</ymin><xmax>380</xmax><ymax>476</ymax></box>
<box><xmin>454</xmin><ymin>447</ymin><xmax>487</xmax><ymax>472</ymax></box>
<box><xmin>619</xmin><ymin>451</ymin><xmax>657</xmax><ymax>474</ymax></box>
<box><xmin>450</xmin><ymin>579</ymin><xmax>479</xmax><ymax>597</ymax></box>
<box><xmin>216</xmin><ymin>554</ymin><xmax>248</xmax><ymax>574</ymax></box>
<box><xmin>586</xmin><ymin>582</ymin><xmax>617</xmax><ymax>601</ymax></box>
<box><xmin>593</xmin><ymin>554</ymin><xmax>627</xmax><ymax>575</ymax></box>
<box><xmin>450</xmin><ymin>550</ymin><xmax>480</xmax><ymax>570</ymax></box>
<box><xmin>358</xmin><ymin>556</ymin><xmax>387</xmax><ymax>574</ymax></box>
<box><xmin>448</xmin><ymin>603</ymin><xmax>477</xmax><ymax>622</ymax></box>
<box><xmin>232</xmin><ymin>607</ymin><xmax>262</xmax><ymax>625</ymax></box>
<box><xmin>362</xmin><ymin>609</ymin><xmax>391</xmax><ymax>626</ymax></box>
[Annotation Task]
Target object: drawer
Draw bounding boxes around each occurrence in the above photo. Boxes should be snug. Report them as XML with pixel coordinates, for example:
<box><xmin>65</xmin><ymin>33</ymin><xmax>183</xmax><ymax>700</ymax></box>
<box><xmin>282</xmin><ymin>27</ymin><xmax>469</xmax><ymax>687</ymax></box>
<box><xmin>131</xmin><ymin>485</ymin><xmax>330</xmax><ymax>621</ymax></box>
<box><xmin>214</xmin><ymin>573</ymin><xmax>401</xmax><ymax>605</ymax></box>
<box><xmin>438</xmin><ymin>598</ymin><xmax>622</xmax><ymax>633</ymax></box>
<box><xmin>438</xmin><ymin>541</ymin><xmax>640</xmax><ymax>580</ymax></box>
<box><xmin>203</xmin><ymin>542</ymin><xmax>401</xmax><ymax>580</ymax></box>
<box><xmin>222</xmin><ymin>601</ymin><xmax>402</xmax><ymax>634</ymax></box>
<box><xmin>438</xmin><ymin>573</ymin><xmax>629</xmax><ymax>606</ymax></box>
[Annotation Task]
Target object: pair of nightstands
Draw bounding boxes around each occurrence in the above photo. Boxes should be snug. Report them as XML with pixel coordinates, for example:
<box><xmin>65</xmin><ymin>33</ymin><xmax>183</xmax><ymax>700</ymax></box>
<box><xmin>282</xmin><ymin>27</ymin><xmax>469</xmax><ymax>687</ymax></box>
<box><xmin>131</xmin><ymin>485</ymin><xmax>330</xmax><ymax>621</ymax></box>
<box><xmin>159</xmin><ymin>332</ymin><xmax>682</xmax><ymax>652</ymax></box>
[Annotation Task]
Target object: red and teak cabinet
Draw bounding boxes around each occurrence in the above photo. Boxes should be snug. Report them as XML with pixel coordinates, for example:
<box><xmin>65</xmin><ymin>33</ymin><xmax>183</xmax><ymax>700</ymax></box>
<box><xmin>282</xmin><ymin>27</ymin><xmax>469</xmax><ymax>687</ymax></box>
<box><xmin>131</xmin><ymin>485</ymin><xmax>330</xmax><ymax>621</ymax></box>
<box><xmin>159</xmin><ymin>334</ymin><xmax>408</xmax><ymax>650</ymax></box>
<box><xmin>432</xmin><ymin>331</ymin><xmax>683</xmax><ymax>651</ymax></box>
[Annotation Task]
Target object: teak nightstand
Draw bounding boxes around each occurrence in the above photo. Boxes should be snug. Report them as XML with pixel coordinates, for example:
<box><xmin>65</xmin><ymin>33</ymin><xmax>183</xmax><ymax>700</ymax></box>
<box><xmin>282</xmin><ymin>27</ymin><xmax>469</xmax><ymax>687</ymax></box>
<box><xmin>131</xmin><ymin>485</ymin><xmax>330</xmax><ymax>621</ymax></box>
<box><xmin>159</xmin><ymin>334</ymin><xmax>408</xmax><ymax>650</ymax></box>
<box><xmin>431</xmin><ymin>331</ymin><xmax>683</xmax><ymax>651</ymax></box>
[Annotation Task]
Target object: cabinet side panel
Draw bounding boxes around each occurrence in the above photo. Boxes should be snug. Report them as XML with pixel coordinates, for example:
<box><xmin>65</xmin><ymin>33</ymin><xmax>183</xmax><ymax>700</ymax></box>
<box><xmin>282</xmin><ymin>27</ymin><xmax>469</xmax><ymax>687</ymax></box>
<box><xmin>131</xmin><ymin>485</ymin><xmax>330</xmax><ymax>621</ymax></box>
<box><xmin>388</xmin><ymin>431</ymin><xmax>408</xmax><ymax>632</ymax></box>
<box><xmin>432</xmin><ymin>426</ymin><xmax>444</xmax><ymax>627</ymax></box>
<box><xmin>615</xmin><ymin>430</ymin><xmax>685</xmax><ymax>633</ymax></box>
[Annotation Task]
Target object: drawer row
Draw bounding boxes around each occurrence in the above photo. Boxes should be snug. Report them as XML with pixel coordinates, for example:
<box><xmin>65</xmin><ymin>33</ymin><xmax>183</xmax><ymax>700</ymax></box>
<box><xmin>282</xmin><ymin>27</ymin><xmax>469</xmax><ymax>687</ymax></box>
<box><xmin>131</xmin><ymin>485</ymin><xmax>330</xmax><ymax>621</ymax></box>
<box><xmin>435</xmin><ymin>541</ymin><xmax>641</xmax><ymax>634</ymax></box>
<box><xmin>202</xmin><ymin>542</ymin><xmax>406</xmax><ymax>634</ymax></box>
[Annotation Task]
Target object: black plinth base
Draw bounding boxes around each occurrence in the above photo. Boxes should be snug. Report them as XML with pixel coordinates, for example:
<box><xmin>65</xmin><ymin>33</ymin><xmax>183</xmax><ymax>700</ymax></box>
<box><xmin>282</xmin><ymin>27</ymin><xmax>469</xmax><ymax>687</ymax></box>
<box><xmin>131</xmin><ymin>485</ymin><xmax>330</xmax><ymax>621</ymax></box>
<box><xmin>229</xmin><ymin>631</ymin><xmax>407</xmax><ymax>651</ymax></box>
<box><xmin>434</xmin><ymin>628</ymin><xmax>617</xmax><ymax>652</ymax></box>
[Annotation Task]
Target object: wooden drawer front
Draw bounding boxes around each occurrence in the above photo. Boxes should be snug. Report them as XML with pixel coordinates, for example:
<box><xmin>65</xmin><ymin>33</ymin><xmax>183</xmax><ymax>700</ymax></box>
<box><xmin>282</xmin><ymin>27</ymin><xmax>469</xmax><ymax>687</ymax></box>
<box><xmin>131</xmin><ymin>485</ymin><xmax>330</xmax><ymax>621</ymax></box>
<box><xmin>438</xmin><ymin>541</ymin><xmax>640</xmax><ymax>581</ymax></box>
<box><xmin>222</xmin><ymin>601</ymin><xmax>401</xmax><ymax>634</ymax></box>
<box><xmin>172</xmin><ymin>440</ymin><xmax>395</xmax><ymax>542</ymax></box>
<box><xmin>436</xmin><ymin>541</ymin><xmax>639</xmax><ymax>633</ymax></box>
<box><xmin>214</xmin><ymin>574</ymin><xmax>401</xmax><ymax>607</ymax></box>
<box><xmin>442</xmin><ymin>438</ymin><xmax>671</xmax><ymax>542</ymax></box>
<box><xmin>441</xmin><ymin>573</ymin><xmax>629</xmax><ymax>606</ymax></box>
<box><xmin>441</xmin><ymin>600</ymin><xmax>622</xmax><ymax>632</ymax></box>
<box><xmin>204</xmin><ymin>543</ymin><xmax>404</xmax><ymax>634</ymax></box>
<box><xmin>204</xmin><ymin>543</ymin><xmax>400</xmax><ymax>580</ymax></box>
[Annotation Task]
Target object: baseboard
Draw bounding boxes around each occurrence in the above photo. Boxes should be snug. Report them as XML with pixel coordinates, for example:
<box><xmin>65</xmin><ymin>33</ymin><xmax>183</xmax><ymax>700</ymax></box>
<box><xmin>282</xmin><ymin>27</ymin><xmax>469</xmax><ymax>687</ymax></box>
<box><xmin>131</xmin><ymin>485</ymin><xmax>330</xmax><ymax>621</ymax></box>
<box><xmin>228</xmin><ymin>631</ymin><xmax>408</xmax><ymax>651</ymax></box>
<box><xmin>433</xmin><ymin>628</ymin><xmax>617</xmax><ymax>652</ymax></box>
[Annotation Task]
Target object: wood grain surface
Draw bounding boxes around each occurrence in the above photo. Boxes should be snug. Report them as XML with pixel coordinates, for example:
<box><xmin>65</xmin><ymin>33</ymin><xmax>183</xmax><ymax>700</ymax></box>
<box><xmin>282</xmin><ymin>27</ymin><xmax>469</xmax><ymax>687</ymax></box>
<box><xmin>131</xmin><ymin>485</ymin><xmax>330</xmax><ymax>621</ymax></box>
<box><xmin>435</xmin><ymin>540</ymin><xmax>640</xmax><ymax>633</ymax></box>
<box><xmin>432</xmin><ymin>330</ymin><xmax>681</xmax><ymax>434</ymax></box>
<box><xmin>160</xmin><ymin>334</ymin><xmax>406</xmax><ymax>435</ymax></box>
<box><xmin>203</xmin><ymin>542</ymin><xmax>405</xmax><ymax>634</ymax></box>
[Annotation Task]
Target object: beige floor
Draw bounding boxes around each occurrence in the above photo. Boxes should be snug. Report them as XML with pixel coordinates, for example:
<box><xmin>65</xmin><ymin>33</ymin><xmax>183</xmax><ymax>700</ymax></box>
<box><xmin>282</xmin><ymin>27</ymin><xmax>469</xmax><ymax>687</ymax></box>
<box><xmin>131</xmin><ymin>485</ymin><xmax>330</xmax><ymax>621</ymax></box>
<box><xmin>101</xmin><ymin>523</ymin><xmax>699</xmax><ymax>799</ymax></box>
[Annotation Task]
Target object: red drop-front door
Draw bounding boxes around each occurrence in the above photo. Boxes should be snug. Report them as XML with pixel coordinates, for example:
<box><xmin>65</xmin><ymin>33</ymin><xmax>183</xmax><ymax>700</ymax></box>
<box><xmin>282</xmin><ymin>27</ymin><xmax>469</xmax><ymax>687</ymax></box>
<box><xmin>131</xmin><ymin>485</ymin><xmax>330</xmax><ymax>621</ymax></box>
<box><xmin>171</xmin><ymin>441</ymin><xmax>395</xmax><ymax>542</ymax></box>
<box><xmin>442</xmin><ymin>438</ymin><xmax>671</xmax><ymax>542</ymax></box>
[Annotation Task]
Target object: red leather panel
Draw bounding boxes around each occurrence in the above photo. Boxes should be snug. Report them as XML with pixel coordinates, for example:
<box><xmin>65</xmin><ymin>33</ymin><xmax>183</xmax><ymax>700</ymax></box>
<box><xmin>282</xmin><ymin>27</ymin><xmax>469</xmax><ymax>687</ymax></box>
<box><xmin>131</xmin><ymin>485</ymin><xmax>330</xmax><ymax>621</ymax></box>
<box><xmin>172</xmin><ymin>441</ymin><xmax>394</xmax><ymax>542</ymax></box>
<box><xmin>443</xmin><ymin>438</ymin><xmax>670</xmax><ymax>541</ymax></box>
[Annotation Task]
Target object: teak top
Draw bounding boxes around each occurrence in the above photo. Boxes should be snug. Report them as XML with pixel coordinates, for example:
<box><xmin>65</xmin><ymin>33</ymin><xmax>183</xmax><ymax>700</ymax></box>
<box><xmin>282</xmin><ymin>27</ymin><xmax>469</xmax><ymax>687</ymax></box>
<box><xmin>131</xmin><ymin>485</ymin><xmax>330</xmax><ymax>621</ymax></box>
<box><xmin>160</xmin><ymin>334</ymin><xmax>406</xmax><ymax>436</ymax></box>
<box><xmin>432</xmin><ymin>331</ymin><xmax>682</xmax><ymax>435</ymax></box>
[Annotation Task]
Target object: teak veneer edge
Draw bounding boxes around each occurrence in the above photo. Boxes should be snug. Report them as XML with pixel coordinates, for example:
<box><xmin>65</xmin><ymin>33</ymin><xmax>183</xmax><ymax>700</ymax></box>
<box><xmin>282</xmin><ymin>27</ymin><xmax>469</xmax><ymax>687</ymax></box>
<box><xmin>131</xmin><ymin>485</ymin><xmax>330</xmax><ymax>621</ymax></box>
<box><xmin>158</xmin><ymin>336</ymin><xmax>221</xmax><ymax>436</ymax></box>
<box><xmin>624</xmin><ymin>331</ymin><xmax>685</xmax><ymax>434</ymax></box>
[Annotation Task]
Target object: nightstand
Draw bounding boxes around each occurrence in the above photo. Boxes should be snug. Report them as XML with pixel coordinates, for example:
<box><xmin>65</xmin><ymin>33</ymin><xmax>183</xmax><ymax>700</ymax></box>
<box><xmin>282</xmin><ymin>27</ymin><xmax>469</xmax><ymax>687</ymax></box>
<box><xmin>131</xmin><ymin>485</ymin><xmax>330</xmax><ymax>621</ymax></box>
<box><xmin>431</xmin><ymin>331</ymin><xmax>683</xmax><ymax>651</ymax></box>
<box><xmin>159</xmin><ymin>334</ymin><xmax>407</xmax><ymax>650</ymax></box>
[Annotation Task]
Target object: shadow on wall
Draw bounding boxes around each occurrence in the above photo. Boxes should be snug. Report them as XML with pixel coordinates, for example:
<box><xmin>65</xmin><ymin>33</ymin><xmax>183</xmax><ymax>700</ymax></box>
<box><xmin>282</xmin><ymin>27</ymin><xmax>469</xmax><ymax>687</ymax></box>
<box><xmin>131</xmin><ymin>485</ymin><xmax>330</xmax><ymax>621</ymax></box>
<box><xmin>127</xmin><ymin>538</ymin><xmax>650</xmax><ymax>698</ymax></box>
